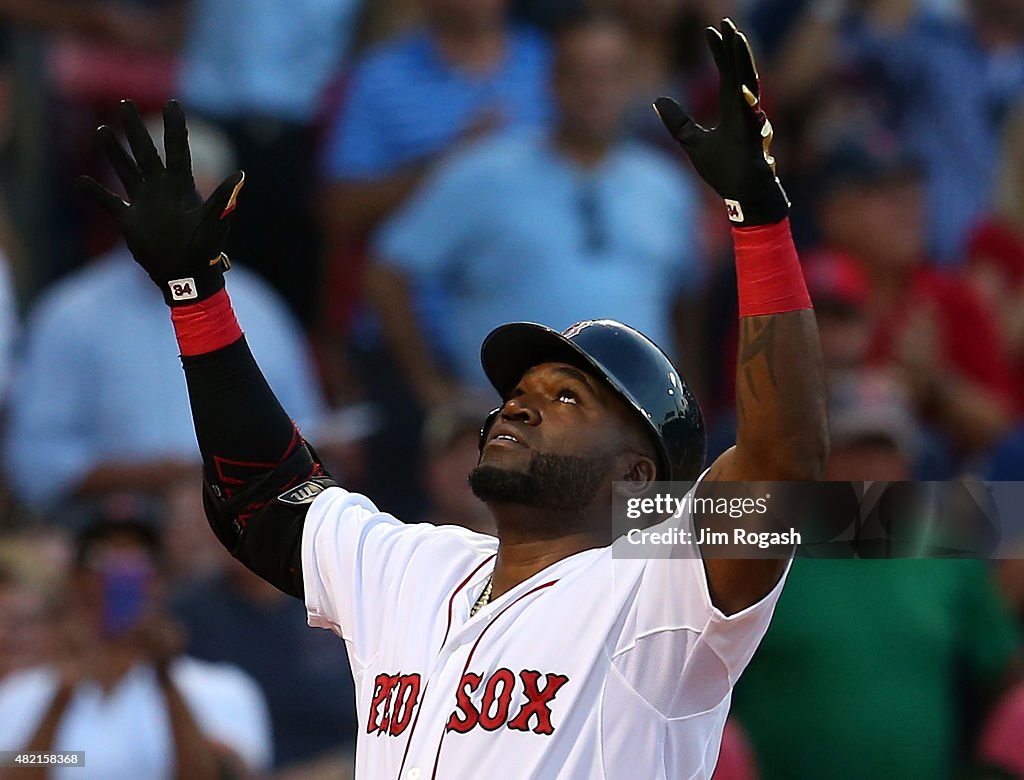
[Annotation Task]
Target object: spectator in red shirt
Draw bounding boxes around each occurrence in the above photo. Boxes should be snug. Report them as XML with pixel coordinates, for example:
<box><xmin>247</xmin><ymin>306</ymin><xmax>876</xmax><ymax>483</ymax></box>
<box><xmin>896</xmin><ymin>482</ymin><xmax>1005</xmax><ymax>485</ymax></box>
<box><xmin>801</xmin><ymin>247</ymin><xmax>871</xmax><ymax>376</ymax></box>
<box><xmin>966</xmin><ymin>222</ymin><xmax>1024</xmax><ymax>416</ymax></box>
<box><xmin>813</xmin><ymin>138</ymin><xmax>1013</xmax><ymax>456</ymax></box>
<box><xmin>966</xmin><ymin>103</ymin><xmax>1024</xmax><ymax>418</ymax></box>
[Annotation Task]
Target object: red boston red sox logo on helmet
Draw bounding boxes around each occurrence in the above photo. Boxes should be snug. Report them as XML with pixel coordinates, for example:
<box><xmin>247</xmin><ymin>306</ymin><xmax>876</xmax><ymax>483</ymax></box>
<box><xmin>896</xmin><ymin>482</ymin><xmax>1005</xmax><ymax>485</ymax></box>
<box><xmin>560</xmin><ymin>320</ymin><xmax>594</xmax><ymax>340</ymax></box>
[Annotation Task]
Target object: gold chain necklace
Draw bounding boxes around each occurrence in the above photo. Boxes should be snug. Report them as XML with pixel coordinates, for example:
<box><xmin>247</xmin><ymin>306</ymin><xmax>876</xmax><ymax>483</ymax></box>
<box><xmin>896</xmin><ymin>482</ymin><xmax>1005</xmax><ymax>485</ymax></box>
<box><xmin>470</xmin><ymin>574</ymin><xmax>494</xmax><ymax>617</ymax></box>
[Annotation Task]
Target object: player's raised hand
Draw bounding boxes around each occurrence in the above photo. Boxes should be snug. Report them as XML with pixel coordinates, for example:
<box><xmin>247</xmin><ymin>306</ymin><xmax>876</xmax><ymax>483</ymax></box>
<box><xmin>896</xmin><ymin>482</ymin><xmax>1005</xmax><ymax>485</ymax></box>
<box><xmin>654</xmin><ymin>18</ymin><xmax>789</xmax><ymax>227</ymax></box>
<box><xmin>76</xmin><ymin>99</ymin><xmax>245</xmax><ymax>306</ymax></box>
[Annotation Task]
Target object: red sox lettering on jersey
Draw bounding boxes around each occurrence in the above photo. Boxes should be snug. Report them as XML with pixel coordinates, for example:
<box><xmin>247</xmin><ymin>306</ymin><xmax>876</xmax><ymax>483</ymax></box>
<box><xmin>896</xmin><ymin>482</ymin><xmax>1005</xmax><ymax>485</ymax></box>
<box><xmin>367</xmin><ymin>669</ymin><xmax>570</xmax><ymax>737</ymax></box>
<box><xmin>367</xmin><ymin>673</ymin><xmax>421</xmax><ymax>736</ymax></box>
<box><xmin>446</xmin><ymin>669</ymin><xmax>569</xmax><ymax>734</ymax></box>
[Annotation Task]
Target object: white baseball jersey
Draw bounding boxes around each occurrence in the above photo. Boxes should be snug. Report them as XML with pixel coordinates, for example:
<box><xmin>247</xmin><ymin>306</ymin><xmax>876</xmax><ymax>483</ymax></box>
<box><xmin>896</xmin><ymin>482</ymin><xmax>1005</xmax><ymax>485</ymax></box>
<box><xmin>301</xmin><ymin>483</ymin><xmax>787</xmax><ymax>780</ymax></box>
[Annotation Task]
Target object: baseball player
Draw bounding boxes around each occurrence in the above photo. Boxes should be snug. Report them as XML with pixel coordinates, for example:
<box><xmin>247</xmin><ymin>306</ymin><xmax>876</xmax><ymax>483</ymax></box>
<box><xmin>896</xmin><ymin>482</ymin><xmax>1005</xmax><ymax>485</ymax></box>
<box><xmin>78</xmin><ymin>18</ymin><xmax>827</xmax><ymax>779</ymax></box>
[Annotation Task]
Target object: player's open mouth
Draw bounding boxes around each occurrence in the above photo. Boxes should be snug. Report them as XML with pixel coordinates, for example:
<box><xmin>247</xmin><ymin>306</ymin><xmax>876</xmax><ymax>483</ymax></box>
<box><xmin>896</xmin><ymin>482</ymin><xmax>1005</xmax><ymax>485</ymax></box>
<box><xmin>486</xmin><ymin>426</ymin><xmax>528</xmax><ymax>449</ymax></box>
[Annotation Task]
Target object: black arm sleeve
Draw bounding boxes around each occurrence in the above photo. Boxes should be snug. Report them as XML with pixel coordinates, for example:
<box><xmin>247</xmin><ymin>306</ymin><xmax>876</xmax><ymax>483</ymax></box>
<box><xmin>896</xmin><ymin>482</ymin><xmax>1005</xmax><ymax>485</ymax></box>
<box><xmin>181</xmin><ymin>336</ymin><xmax>334</xmax><ymax>598</ymax></box>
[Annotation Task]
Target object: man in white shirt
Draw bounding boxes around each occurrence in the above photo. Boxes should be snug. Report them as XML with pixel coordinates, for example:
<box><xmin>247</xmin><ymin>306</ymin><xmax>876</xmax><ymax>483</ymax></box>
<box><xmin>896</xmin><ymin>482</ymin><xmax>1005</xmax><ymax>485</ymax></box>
<box><xmin>0</xmin><ymin>498</ymin><xmax>272</xmax><ymax>779</ymax></box>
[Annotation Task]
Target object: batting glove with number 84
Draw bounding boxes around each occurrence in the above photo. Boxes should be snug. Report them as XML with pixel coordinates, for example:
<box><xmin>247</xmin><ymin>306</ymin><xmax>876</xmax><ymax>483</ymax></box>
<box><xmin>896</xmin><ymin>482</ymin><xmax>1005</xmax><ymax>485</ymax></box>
<box><xmin>77</xmin><ymin>99</ymin><xmax>245</xmax><ymax>306</ymax></box>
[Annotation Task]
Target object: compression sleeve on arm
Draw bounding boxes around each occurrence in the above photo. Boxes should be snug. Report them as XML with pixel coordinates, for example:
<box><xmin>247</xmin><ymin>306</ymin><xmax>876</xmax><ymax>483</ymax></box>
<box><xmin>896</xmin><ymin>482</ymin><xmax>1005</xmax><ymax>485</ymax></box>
<box><xmin>173</xmin><ymin>291</ymin><xmax>333</xmax><ymax>598</ymax></box>
<box><xmin>181</xmin><ymin>337</ymin><xmax>296</xmax><ymax>479</ymax></box>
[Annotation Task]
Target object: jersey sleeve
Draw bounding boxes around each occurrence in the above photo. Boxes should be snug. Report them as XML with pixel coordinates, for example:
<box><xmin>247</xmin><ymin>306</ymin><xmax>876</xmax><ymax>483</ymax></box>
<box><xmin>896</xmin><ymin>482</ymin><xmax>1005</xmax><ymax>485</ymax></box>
<box><xmin>300</xmin><ymin>486</ymin><xmax>493</xmax><ymax>666</ymax></box>
<box><xmin>609</xmin><ymin>480</ymin><xmax>790</xmax><ymax>720</ymax></box>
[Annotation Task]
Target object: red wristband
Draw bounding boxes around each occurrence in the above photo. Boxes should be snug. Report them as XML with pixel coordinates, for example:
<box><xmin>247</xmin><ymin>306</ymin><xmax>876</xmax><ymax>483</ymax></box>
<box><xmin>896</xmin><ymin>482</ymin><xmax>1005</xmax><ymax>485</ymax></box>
<box><xmin>170</xmin><ymin>288</ymin><xmax>243</xmax><ymax>356</ymax></box>
<box><xmin>733</xmin><ymin>218</ymin><xmax>812</xmax><ymax>318</ymax></box>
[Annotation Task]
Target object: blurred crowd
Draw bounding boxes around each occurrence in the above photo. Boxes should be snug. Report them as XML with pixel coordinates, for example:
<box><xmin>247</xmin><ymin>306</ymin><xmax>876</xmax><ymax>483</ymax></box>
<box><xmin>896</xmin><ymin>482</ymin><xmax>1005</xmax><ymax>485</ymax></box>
<box><xmin>0</xmin><ymin>0</ymin><xmax>1022</xmax><ymax>777</ymax></box>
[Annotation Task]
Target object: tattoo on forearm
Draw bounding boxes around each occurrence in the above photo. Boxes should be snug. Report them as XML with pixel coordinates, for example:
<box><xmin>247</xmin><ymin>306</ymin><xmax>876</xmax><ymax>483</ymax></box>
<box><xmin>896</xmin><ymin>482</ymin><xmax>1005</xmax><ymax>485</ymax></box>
<box><xmin>737</xmin><ymin>387</ymin><xmax>747</xmax><ymax>423</ymax></box>
<box><xmin>739</xmin><ymin>317</ymin><xmax>778</xmax><ymax>402</ymax></box>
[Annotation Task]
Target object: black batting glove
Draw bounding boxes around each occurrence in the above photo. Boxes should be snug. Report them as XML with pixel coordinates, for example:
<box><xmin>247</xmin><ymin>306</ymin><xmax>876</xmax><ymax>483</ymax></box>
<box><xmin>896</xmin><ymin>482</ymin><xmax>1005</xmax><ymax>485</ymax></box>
<box><xmin>77</xmin><ymin>99</ymin><xmax>245</xmax><ymax>306</ymax></box>
<box><xmin>654</xmin><ymin>18</ymin><xmax>789</xmax><ymax>227</ymax></box>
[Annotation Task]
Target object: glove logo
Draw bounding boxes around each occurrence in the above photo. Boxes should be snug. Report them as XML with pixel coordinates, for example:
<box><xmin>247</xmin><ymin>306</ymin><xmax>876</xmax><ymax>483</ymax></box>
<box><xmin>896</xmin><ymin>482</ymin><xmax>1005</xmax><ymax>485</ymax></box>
<box><xmin>725</xmin><ymin>199</ymin><xmax>745</xmax><ymax>223</ymax></box>
<box><xmin>168</xmin><ymin>277</ymin><xmax>198</xmax><ymax>301</ymax></box>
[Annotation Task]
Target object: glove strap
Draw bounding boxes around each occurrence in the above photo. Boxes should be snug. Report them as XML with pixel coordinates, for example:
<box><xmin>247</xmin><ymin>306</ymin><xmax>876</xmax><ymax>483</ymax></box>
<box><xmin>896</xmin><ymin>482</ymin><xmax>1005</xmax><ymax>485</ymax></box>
<box><xmin>170</xmin><ymin>287</ymin><xmax>243</xmax><ymax>356</ymax></box>
<box><xmin>733</xmin><ymin>218</ymin><xmax>811</xmax><ymax>317</ymax></box>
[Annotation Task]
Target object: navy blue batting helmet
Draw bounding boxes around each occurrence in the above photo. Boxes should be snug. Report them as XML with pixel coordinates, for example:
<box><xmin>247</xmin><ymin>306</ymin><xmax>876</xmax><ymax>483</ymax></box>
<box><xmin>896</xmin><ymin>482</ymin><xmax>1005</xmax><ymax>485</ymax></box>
<box><xmin>479</xmin><ymin>319</ymin><xmax>706</xmax><ymax>481</ymax></box>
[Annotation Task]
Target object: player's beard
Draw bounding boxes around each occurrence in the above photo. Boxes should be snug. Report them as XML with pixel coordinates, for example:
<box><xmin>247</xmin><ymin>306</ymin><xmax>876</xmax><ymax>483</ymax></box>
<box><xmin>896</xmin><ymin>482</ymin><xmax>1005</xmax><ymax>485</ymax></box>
<box><xmin>468</xmin><ymin>451</ymin><xmax>614</xmax><ymax>513</ymax></box>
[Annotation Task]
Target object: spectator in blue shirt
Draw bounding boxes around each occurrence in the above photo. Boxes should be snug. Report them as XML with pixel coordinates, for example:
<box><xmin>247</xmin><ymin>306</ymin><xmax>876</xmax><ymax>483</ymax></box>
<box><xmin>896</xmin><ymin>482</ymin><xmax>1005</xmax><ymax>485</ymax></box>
<box><xmin>316</xmin><ymin>1</ymin><xmax>552</xmax><ymax>509</ymax></box>
<box><xmin>848</xmin><ymin>0</ymin><xmax>1024</xmax><ymax>263</ymax></box>
<box><xmin>366</xmin><ymin>11</ymin><xmax>702</xmax><ymax>404</ymax></box>
<box><xmin>321</xmin><ymin>0</ymin><xmax>552</xmax><ymax>250</ymax></box>
<box><xmin>3</xmin><ymin>118</ymin><xmax>325</xmax><ymax>510</ymax></box>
